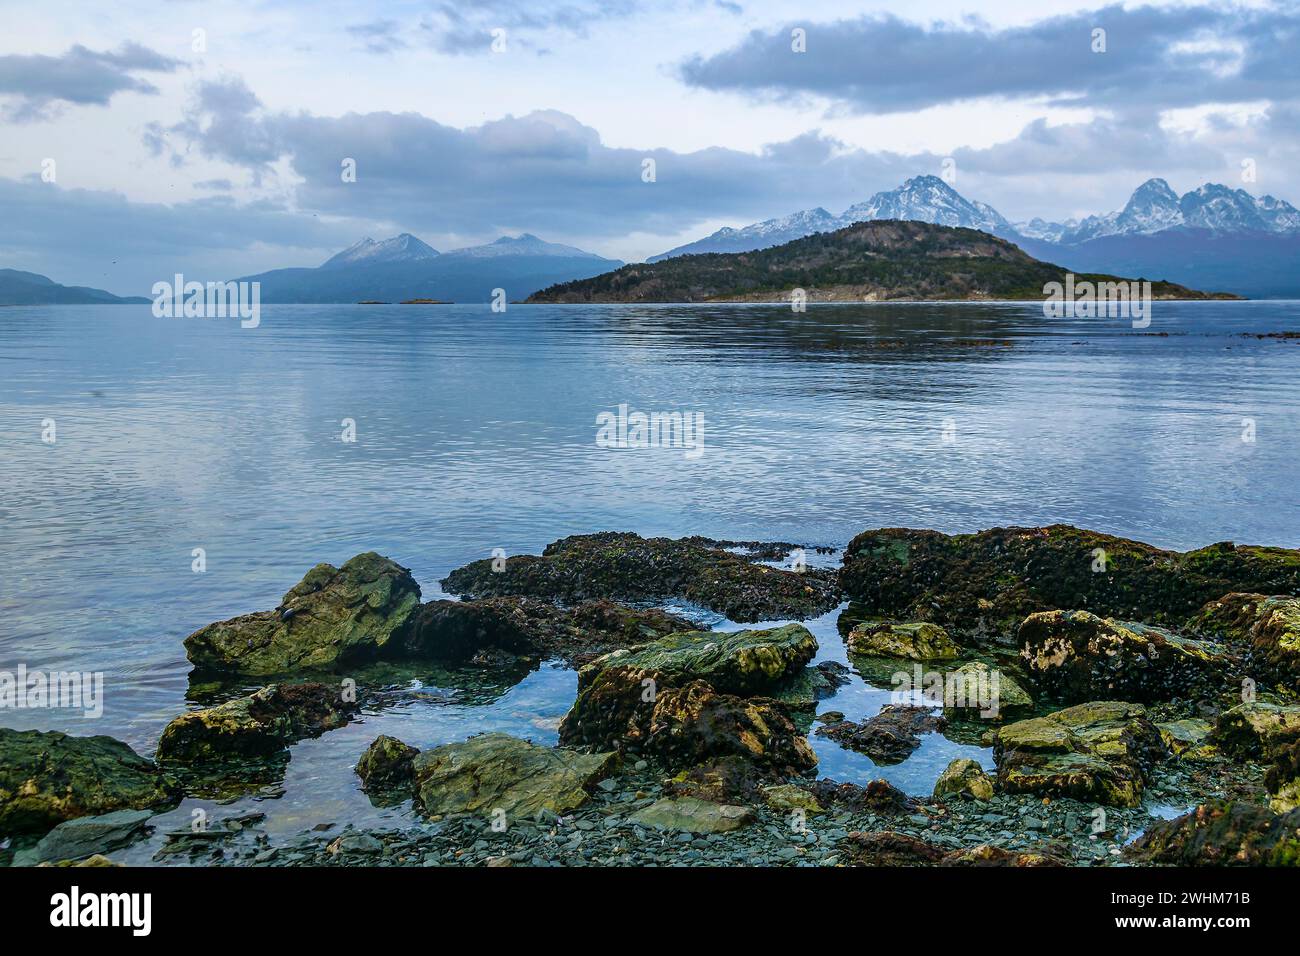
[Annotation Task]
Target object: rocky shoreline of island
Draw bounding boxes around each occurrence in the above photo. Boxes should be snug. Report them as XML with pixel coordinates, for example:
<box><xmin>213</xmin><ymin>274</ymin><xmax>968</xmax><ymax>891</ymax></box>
<box><xmin>3</xmin><ymin>526</ymin><xmax>1300</xmax><ymax>867</ymax></box>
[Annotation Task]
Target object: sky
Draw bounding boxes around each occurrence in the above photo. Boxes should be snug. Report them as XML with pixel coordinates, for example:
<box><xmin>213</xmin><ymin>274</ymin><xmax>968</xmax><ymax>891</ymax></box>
<box><xmin>2</xmin><ymin>0</ymin><xmax>1299</xmax><ymax>294</ymax></box>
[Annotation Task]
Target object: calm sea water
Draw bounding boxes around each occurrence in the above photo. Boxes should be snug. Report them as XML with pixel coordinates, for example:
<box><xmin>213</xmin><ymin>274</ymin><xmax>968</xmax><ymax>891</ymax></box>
<box><xmin>2</xmin><ymin>301</ymin><xmax>1299</xmax><ymax>856</ymax></box>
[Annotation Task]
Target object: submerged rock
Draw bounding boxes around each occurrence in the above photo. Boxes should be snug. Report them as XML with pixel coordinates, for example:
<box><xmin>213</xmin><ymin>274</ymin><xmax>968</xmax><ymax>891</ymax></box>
<box><xmin>401</xmin><ymin>596</ymin><xmax>692</xmax><ymax>666</ymax></box>
<box><xmin>412</xmin><ymin>733</ymin><xmax>617</xmax><ymax>820</ymax></box>
<box><xmin>0</xmin><ymin>729</ymin><xmax>178</xmax><ymax>835</ymax></box>
<box><xmin>1019</xmin><ymin>609</ymin><xmax>1229</xmax><ymax>704</ymax></box>
<box><xmin>769</xmin><ymin>661</ymin><xmax>851</xmax><ymax>713</ymax></box>
<box><xmin>839</xmin><ymin>525</ymin><xmax>1300</xmax><ymax>636</ymax></box>
<box><xmin>629</xmin><ymin>796</ymin><xmax>754</xmax><ymax>834</ymax></box>
<box><xmin>441</xmin><ymin>531</ymin><xmax>840</xmax><ymax>622</ymax></box>
<box><xmin>355</xmin><ymin>735</ymin><xmax>420</xmax><ymax>792</ymax></box>
<box><xmin>991</xmin><ymin>701</ymin><xmax>1166</xmax><ymax>807</ymax></box>
<box><xmin>816</xmin><ymin>705</ymin><xmax>947</xmax><ymax>764</ymax></box>
<box><xmin>933</xmin><ymin>758</ymin><xmax>995</xmax><ymax>801</ymax></box>
<box><xmin>183</xmin><ymin>552</ymin><xmax>422</xmax><ymax>675</ymax></box>
<box><xmin>1127</xmin><ymin>800</ymin><xmax>1300</xmax><ymax>866</ymax></box>
<box><xmin>156</xmin><ymin>682</ymin><xmax>358</xmax><ymax>764</ymax></box>
<box><xmin>846</xmin><ymin>621</ymin><xmax>959</xmax><ymax>660</ymax></box>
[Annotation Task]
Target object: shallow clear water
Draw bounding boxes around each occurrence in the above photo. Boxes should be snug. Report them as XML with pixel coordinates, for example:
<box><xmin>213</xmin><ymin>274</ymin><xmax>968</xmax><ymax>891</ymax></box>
<box><xmin>3</xmin><ymin>301</ymin><xmax>1299</xmax><ymax>855</ymax></box>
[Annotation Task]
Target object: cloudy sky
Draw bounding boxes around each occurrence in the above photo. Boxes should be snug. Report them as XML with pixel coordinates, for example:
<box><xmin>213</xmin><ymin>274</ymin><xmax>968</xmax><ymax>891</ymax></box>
<box><xmin>3</xmin><ymin>0</ymin><xmax>1298</xmax><ymax>294</ymax></box>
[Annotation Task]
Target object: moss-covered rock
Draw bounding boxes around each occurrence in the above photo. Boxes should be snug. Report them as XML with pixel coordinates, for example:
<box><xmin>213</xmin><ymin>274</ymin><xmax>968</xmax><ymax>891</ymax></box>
<box><xmin>155</xmin><ymin>682</ymin><xmax>358</xmax><ymax>764</ymax></box>
<box><xmin>1191</xmin><ymin>592</ymin><xmax>1300</xmax><ymax>686</ymax></box>
<box><xmin>816</xmin><ymin>705</ymin><xmax>947</xmax><ymax>764</ymax></box>
<box><xmin>768</xmin><ymin>661</ymin><xmax>851</xmax><ymax>714</ymax></box>
<box><xmin>0</xmin><ymin>729</ymin><xmax>178</xmax><ymax>835</ymax></box>
<box><xmin>411</xmin><ymin>733</ymin><xmax>616</xmax><ymax>820</ymax></box>
<box><xmin>441</xmin><ymin>531</ymin><xmax>840</xmax><ymax>622</ymax></box>
<box><xmin>183</xmin><ymin>553</ymin><xmax>422</xmax><ymax>675</ymax></box>
<box><xmin>1019</xmin><ymin>609</ymin><xmax>1230</xmax><ymax>704</ymax></box>
<box><xmin>933</xmin><ymin>757</ymin><xmax>995</xmax><ymax>801</ymax></box>
<box><xmin>991</xmin><ymin>701</ymin><xmax>1166</xmax><ymax>807</ymax></box>
<box><xmin>1265</xmin><ymin>740</ymin><xmax>1300</xmax><ymax>813</ymax></box>
<box><xmin>944</xmin><ymin>661</ymin><xmax>1034</xmax><ymax>715</ymax></box>
<box><xmin>1156</xmin><ymin>718</ymin><xmax>1216</xmax><ymax>759</ymax></box>
<box><xmin>846</xmin><ymin>621</ymin><xmax>959</xmax><ymax>660</ymax></box>
<box><xmin>840</xmin><ymin>525</ymin><xmax>1300</xmax><ymax>636</ymax></box>
<box><xmin>401</xmin><ymin>596</ymin><xmax>692</xmax><ymax>666</ymax></box>
<box><xmin>762</xmin><ymin>783</ymin><xmax>824</xmax><ymax>813</ymax></box>
<box><xmin>1209</xmin><ymin>700</ymin><xmax>1300</xmax><ymax>760</ymax></box>
<box><xmin>1126</xmin><ymin>800</ymin><xmax>1300</xmax><ymax>866</ymax></box>
<box><xmin>628</xmin><ymin>796</ymin><xmax>754</xmax><ymax>833</ymax></box>
<box><xmin>355</xmin><ymin>734</ymin><xmax>420</xmax><ymax>792</ymax></box>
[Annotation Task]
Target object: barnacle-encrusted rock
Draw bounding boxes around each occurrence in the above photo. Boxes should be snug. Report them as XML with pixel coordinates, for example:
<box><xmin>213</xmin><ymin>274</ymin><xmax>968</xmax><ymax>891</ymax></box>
<box><xmin>991</xmin><ymin>701</ymin><xmax>1166</xmax><ymax>807</ymax></box>
<box><xmin>1126</xmin><ymin>800</ymin><xmax>1300</xmax><ymax>866</ymax></box>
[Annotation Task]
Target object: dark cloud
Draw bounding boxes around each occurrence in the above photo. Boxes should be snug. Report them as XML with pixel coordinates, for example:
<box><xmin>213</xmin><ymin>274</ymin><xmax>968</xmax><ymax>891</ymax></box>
<box><xmin>0</xmin><ymin>43</ymin><xmax>182</xmax><ymax>122</ymax></box>
<box><xmin>347</xmin><ymin>20</ymin><xmax>409</xmax><ymax>55</ymax></box>
<box><xmin>679</xmin><ymin>4</ymin><xmax>1300</xmax><ymax>113</ymax></box>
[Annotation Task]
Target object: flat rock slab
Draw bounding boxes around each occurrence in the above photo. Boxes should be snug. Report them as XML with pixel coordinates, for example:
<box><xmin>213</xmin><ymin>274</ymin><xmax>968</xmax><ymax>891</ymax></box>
<box><xmin>413</xmin><ymin>733</ymin><xmax>616</xmax><ymax>821</ymax></box>
<box><xmin>629</xmin><ymin>796</ymin><xmax>755</xmax><ymax>833</ymax></box>
<box><xmin>18</xmin><ymin>808</ymin><xmax>154</xmax><ymax>865</ymax></box>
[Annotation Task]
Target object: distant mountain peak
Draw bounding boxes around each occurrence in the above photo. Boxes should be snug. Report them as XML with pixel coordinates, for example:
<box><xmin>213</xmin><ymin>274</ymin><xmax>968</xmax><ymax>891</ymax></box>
<box><xmin>443</xmin><ymin>234</ymin><xmax>606</xmax><ymax>259</ymax></box>
<box><xmin>321</xmin><ymin>233</ymin><xmax>440</xmax><ymax>268</ymax></box>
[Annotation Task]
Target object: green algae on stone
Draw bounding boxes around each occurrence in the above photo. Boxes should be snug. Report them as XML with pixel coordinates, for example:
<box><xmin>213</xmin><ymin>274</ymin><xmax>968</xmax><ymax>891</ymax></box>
<box><xmin>355</xmin><ymin>734</ymin><xmax>420</xmax><ymax>792</ymax></box>
<box><xmin>991</xmin><ymin>701</ymin><xmax>1166</xmax><ymax>807</ymax></box>
<box><xmin>628</xmin><ymin>796</ymin><xmax>754</xmax><ymax>833</ymax></box>
<box><xmin>1019</xmin><ymin>609</ymin><xmax>1230</xmax><ymax>704</ymax></box>
<box><xmin>846</xmin><ymin>621</ymin><xmax>959</xmax><ymax>660</ymax></box>
<box><xmin>1209</xmin><ymin>700</ymin><xmax>1300</xmax><ymax>760</ymax></box>
<box><xmin>840</xmin><ymin>525</ymin><xmax>1300</xmax><ymax>636</ymax></box>
<box><xmin>441</xmin><ymin>531</ymin><xmax>840</xmax><ymax>622</ymax></box>
<box><xmin>412</xmin><ymin>732</ymin><xmax>617</xmax><ymax>820</ymax></box>
<box><xmin>761</xmin><ymin>783</ymin><xmax>824</xmax><ymax>813</ymax></box>
<box><xmin>183</xmin><ymin>552</ymin><xmax>422</xmax><ymax>676</ymax></box>
<box><xmin>156</xmin><ymin>682</ymin><xmax>358</xmax><ymax>764</ymax></box>
<box><xmin>0</xmin><ymin>729</ymin><xmax>178</xmax><ymax>835</ymax></box>
<box><xmin>933</xmin><ymin>757</ymin><xmax>995</xmax><ymax>801</ymax></box>
<box><xmin>1156</xmin><ymin>718</ymin><xmax>1216</xmax><ymax>759</ymax></box>
<box><xmin>1127</xmin><ymin>800</ymin><xmax>1300</xmax><ymax>866</ymax></box>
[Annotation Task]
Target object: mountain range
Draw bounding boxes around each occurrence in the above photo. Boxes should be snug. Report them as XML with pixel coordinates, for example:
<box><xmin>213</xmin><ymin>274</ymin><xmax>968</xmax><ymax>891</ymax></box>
<box><xmin>651</xmin><ymin>175</ymin><xmax>1300</xmax><ymax>297</ymax></box>
<box><xmin>0</xmin><ymin>269</ymin><xmax>149</xmax><ymax>305</ymax></box>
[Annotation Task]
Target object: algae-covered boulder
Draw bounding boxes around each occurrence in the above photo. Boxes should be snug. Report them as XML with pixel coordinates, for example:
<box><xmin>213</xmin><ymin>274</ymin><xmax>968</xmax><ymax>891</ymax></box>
<box><xmin>768</xmin><ymin>661</ymin><xmax>851</xmax><ymax>714</ymax></box>
<box><xmin>941</xmin><ymin>661</ymin><xmax>1033</xmax><ymax>716</ymax></box>
<box><xmin>401</xmin><ymin>596</ymin><xmax>692</xmax><ymax>666</ymax></box>
<box><xmin>355</xmin><ymin>734</ymin><xmax>420</xmax><ymax>792</ymax></box>
<box><xmin>1265</xmin><ymin>740</ymin><xmax>1300</xmax><ymax>813</ymax></box>
<box><xmin>411</xmin><ymin>733</ymin><xmax>616</xmax><ymax>820</ymax></box>
<box><xmin>1126</xmin><ymin>800</ymin><xmax>1300</xmax><ymax>866</ymax></box>
<box><xmin>0</xmin><ymin>729</ymin><xmax>178</xmax><ymax>835</ymax></box>
<box><xmin>588</xmin><ymin>624</ymin><xmax>817</xmax><ymax>695</ymax></box>
<box><xmin>1209</xmin><ymin>700</ymin><xmax>1300</xmax><ymax>760</ymax></box>
<box><xmin>816</xmin><ymin>705</ymin><xmax>947</xmax><ymax>765</ymax></box>
<box><xmin>846</xmin><ymin>621</ymin><xmax>959</xmax><ymax>660</ymax></box>
<box><xmin>840</xmin><ymin>525</ymin><xmax>1300</xmax><ymax>635</ymax></box>
<box><xmin>184</xmin><ymin>553</ymin><xmax>422</xmax><ymax>675</ymax></box>
<box><xmin>155</xmin><ymin>682</ymin><xmax>358</xmax><ymax>764</ymax></box>
<box><xmin>1155</xmin><ymin>718</ymin><xmax>1216</xmax><ymax>759</ymax></box>
<box><xmin>1019</xmin><ymin>609</ymin><xmax>1229</xmax><ymax>704</ymax></box>
<box><xmin>991</xmin><ymin>701</ymin><xmax>1166</xmax><ymax>807</ymax></box>
<box><xmin>1191</xmin><ymin>592</ymin><xmax>1300</xmax><ymax>685</ymax></box>
<box><xmin>628</xmin><ymin>796</ymin><xmax>754</xmax><ymax>833</ymax></box>
<box><xmin>933</xmin><ymin>758</ymin><xmax>995</xmax><ymax>801</ymax></box>
<box><xmin>441</xmin><ymin>532</ymin><xmax>840</xmax><ymax>622</ymax></box>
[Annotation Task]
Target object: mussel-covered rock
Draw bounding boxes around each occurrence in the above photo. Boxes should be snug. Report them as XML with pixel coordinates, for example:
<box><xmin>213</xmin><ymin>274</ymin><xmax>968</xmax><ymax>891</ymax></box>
<box><xmin>991</xmin><ymin>701</ymin><xmax>1166</xmax><ymax>807</ymax></box>
<box><xmin>410</xmin><ymin>732</ymin><xmax>617</xmax><ymax>820</ymax></box>
<box><xmin>183</xmin><ymin>552</ymin><xmax>422</xmax><ymax>675</ymax></box>
<box><xmin>155</xmin><ymin>682</ymin><xmax>358</xmax><ymax>764</ymax></box>
<box><xmin>441</xmin><ymin>532</ymin><xmax>840</xmax><ymax>622</ymax></box>
<box><xmin>1209</xmin><ymin>700</ymin><xmax>1300</xmax><ymax>760</ymax></box>
<box><xmin>1019</xmin><ymin>609</ymin><xmax>1229</xmax><ymax>704</ymax></box>
<box><xmin>839</xmin><ymin>525</ymin><xmax>1300</xmax><ymax>635</ymax></box>
<box><xmin>1126</xmin><ymin>800</ymin><xmax>1300</xmax><ymax>866</ymax></box>
<box><xmin>1191</xmin><ymin>592</ymin><xmax>1300</xmax><ymax>686</ymax></box>
<box><xmin>0</xmin><ymin>729</ymin><xmax>178</xmax><ymax>835</ymax></box>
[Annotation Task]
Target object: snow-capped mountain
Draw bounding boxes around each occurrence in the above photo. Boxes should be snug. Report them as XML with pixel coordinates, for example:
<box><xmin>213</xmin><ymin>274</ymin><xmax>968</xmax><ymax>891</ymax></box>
<box><xmin>651</xmin><ymin>175</ymin><xmax>1009</xmax><ymax>260</ymax></box>
<box><xmin>842</xmin><ymin>175</ymin><xmax>1009</xmax><ymax>231</ymax></box>
<box><xmin>1019</xmin><ymin>179</ymin><xmax>1300</xmax><ymax>245</ymax></box>
<box><xmin>441</xmin><ymin>233</ymin><xmax>608</xmax><ymax>260</ymax></box>
<box><xmin>322</xmin><ymin>233</ymin><xmax>440</xmax><ymax>268</ymax></box>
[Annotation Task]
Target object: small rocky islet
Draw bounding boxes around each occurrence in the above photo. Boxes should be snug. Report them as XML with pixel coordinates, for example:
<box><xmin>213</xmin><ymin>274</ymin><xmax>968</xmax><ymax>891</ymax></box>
<box><xmin>4</xmin><ymin>524</ymin><xmax>1300</xmax><ymax>867</ymax></box>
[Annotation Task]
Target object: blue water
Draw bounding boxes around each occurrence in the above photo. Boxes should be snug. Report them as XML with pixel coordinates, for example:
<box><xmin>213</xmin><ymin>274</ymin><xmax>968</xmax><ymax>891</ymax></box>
<box><xmin>2</xmin><ymin>301</ymin><xmax>1299</xmax><ymax>852</ymax></box>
